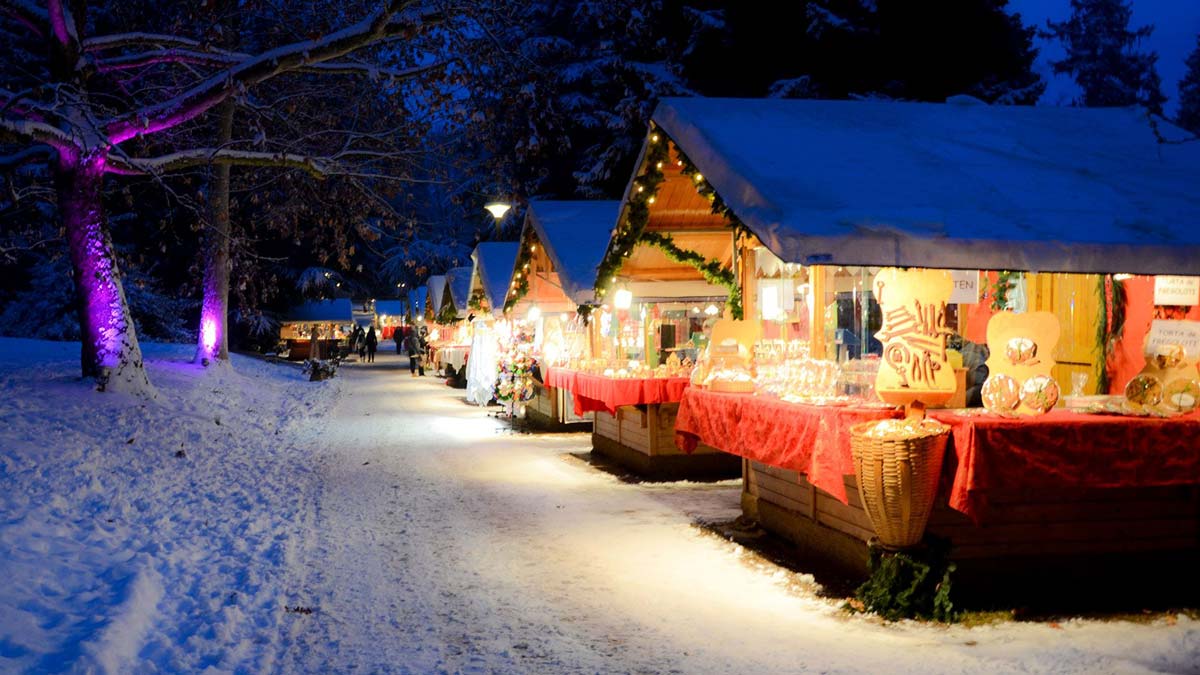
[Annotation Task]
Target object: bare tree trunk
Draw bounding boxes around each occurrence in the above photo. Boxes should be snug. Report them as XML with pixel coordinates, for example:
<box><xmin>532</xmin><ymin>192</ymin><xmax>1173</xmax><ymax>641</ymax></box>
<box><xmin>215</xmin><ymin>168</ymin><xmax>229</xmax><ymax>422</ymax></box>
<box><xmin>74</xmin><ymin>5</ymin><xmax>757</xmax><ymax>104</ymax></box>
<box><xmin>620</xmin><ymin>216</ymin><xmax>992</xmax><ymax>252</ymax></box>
<box><xmin>57</xmin><ymin>152</ymin><xmax>153</xmax><ymax>395</ymax></box>
<box><xmin>196</xmin><ymin>98</ymin><xmax>235</xmax><ymax>365</ymax></box>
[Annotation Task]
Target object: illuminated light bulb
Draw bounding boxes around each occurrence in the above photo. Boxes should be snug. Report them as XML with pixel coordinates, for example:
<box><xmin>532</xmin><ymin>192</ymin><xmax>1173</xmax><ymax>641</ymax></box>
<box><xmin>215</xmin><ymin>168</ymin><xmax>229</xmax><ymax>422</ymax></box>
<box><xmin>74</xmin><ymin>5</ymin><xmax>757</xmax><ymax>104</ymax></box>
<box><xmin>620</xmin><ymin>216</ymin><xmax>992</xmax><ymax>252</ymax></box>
<box><xmin>647</xmin><ymin>196</ymin><xmax>656</xmax><ymax>204</ymax></box>
<box><xmin>527</xmin><ymin>305</ymin><xmax>542</xmax><ymax>322</ymax></box>
<box><xmin>650</xmin><ymin>133</ymin><xmax>659</xmax><ymax>143</ymax></box>
<box><xmin>636</xmin><ymin>185</ymin><xmax>644</xmax><ymax>193</ymax></box>
<box><xmin>614</xmin><ymin>288</ymin><xmax>633</xmax><ymax>310</ymax></box>
<box><xmin>515</xmin><ymin>272</ymin><xmax>521</xmax><ymax>279</ymax></box>
<box><xmin>531</xmin><ymin>245</ymin><xmax>537</xmax><ymax>252</ymax></box>
<box><xmin>1113</xmin><ymin>273</ymin><xmax>1134</xmax><ymax>280</ymax></box>
<box><xmin>693</xmin><ymin>173</ymin><xmax>703</xmax><ymax>182</ymax></box>
<box><xmin>677</xmin><ymin>160</ymin><xmax>683</xmax><ymax>166</ymax></box>
<box><xmin>705</xmin><ymin>304</ymin><xmax>719</xmax><ymax>316</ymax></box>
<box><xmin>655</xmin><ymin>161</ymin><xmax>664</xmax><ymax>169</ymax></box>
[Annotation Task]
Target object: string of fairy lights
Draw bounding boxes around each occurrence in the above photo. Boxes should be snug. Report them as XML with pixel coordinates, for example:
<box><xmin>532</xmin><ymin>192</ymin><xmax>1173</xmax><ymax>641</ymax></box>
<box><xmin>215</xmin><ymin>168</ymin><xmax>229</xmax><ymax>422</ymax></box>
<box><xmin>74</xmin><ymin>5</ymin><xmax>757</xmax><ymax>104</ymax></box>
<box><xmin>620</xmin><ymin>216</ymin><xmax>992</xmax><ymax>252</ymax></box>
<box><xmin>504</xmin><ymin>126</ymin><xmax>744</xmax><ymax>319</ymax></box>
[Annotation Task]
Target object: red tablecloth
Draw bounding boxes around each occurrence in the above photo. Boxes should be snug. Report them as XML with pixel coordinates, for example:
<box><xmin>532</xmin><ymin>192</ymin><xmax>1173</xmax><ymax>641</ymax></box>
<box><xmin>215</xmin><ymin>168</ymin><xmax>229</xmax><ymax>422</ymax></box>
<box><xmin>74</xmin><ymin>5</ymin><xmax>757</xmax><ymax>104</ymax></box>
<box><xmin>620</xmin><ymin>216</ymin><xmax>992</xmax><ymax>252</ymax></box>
<box><xmin>543</xmin><ymin>367</ymin><xmax>690</xmax><ymax>416</ymax></box>
<box><xmin>938</xmin><ymin>409</ymin><xmax>1200</xmax><ymax>523</ymax></box>
<box><xmin>673</xmin><ymin>389</ymin><xmax>899</xmax><ymax>503</ymax></box>
<box><xmin>674</xmin><ymin>388</ymin><xmax>1200</xmax><ymax>524</ymax></box>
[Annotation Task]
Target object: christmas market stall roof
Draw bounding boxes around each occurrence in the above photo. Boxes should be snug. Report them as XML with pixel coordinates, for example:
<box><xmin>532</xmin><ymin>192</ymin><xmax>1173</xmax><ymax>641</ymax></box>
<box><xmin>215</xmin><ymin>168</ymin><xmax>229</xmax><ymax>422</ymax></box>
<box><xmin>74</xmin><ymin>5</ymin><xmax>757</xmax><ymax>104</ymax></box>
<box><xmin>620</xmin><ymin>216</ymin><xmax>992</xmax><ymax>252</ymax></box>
<box><xmin>285</xmin><ymin>298</ymin><xmax>353</xmax><ymax>323</ymax></box>
<box><xmin>651</xmin><ymin>97</ymin><xmax>1200</xmax><ymax>275</ymax></box>
<box><xmin>527</xmin><ymin>201</ymin><xmax>622</xmax><ymax>305</ymax></box>
<box><xmin>471</xmin><ymin>242</ymin><xmax>520</xmax><ymax>315</ymax></box>
<box><xmin>374</xmin><ymin>300</ymin><xmax>404</xmax><ymax>318</ymax></box>
<box><xmin>407</xmin><ymin>288</ymin><xmax>426</xmax><ymax>316</ymax></box>
<box><xmin>445</xmin><ymin>266</ymin><xmax>473</xmax><ymax>316</ymax></box>
<box><xmin>426</xmin><ymin>275</ymin><xmax>446</xmax><ymax>315</ymax></box>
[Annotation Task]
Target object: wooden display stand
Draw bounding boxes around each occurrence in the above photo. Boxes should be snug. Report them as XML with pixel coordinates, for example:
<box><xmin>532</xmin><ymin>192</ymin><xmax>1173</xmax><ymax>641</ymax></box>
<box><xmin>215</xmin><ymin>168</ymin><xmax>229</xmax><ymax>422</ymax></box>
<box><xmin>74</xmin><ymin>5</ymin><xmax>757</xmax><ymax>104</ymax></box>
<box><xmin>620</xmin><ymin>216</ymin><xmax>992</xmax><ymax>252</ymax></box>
<box><xmin>742</xmin><ymin>459</ymin><xmax>1200</xmax><ymax>604</ymax></box>
<box><xmin>592</xmin><ymin>403</ymin><xmax>740</xmax><ymax>480</ymax></box>
<box><xmin>525</xmin><ymin>382</ymin><xmax>593</xmax><ymax>432</ymax></box>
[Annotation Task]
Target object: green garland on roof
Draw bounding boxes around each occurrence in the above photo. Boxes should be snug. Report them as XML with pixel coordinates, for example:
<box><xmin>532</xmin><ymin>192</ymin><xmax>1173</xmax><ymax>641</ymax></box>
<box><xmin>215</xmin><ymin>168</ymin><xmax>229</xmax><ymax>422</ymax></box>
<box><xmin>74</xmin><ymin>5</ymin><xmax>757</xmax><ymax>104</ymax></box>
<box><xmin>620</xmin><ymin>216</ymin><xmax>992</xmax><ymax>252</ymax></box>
<box><xmin>591</xmin><ymin>127</ymin><xmax>743</xmax><ymax>319</ymax></box>
<box><xmin>640</xmin><ymin>231</ymin><xmax>743</xmax><ymax>319</ymax></box>
<box><xmin>436</xmin><ymin>302</ymin><xmax>459</xmax><ymax>325</ymax></box>
<box><xmin>504</xmin><ymin>227</ymin><xmax>539</xmax><ymax>313</ymax></box>
<box><xmin>468</xmin><ymin>288</ymin><xmax>486</xmax><ymax>312</ymax></box>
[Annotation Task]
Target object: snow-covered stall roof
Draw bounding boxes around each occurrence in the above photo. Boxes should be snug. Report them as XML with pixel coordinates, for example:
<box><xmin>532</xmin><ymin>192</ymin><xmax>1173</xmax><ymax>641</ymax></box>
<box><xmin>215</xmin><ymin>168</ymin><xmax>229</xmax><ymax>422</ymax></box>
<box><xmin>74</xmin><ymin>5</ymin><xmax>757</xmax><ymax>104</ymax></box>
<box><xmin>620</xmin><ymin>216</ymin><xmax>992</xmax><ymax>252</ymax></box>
<box><xmin>285</xmin><ymin>299</ymin><xmax>353</xmax><ymax>323</ymax></box>
<box><xmin>374</xmin><ymin>300</ymin><xmax>404</xmax><ymax>318</ymax></box>
<box><xmin>652</xmin><ymin>97</ymin><xmax>1200</xmax><ymax>275</ymax></box>
<box><xmin>471</xmin><ymin>242</ymin><xmax>520</xmax><ymax>315</ymax></box>
<box><xmin>426</xmin><ymin>275</ymin><xmax>446</xmax><ymax>315</ymax></box>
<box><xmin>445</xmin><ymin>266</ymin><xmax>473</xmax><ymax>316</ymax></box>
<box><xmin>407</xmin><ymin>288</ymin><xmax>426</xmax><ymax>316</ymax></box>
<box><xmin>527</xmin><ymin>201</ymin><xmax>621</xmax><ymax>304</ymax></box>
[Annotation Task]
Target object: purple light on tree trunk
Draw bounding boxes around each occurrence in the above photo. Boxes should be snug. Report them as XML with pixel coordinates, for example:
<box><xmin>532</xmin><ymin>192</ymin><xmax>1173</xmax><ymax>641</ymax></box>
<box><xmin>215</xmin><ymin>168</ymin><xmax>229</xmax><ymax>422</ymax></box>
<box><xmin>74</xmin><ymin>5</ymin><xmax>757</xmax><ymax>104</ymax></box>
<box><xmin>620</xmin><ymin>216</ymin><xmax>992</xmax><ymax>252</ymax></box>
<box><xmin>201</xmin><ymin>317</ymin><xmax>219</xmax><ymax>356</ymax></box>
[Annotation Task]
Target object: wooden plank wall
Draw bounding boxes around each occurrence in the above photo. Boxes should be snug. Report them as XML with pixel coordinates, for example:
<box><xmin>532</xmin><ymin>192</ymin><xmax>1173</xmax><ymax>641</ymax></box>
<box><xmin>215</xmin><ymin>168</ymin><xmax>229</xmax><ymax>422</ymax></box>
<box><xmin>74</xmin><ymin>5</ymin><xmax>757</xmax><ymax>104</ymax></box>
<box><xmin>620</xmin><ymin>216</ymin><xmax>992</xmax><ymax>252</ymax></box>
<box><xmin>593</xmin><ymin>403</ymin><xmax>725</xmax><ymax>458</ymax></box>
<box><xmin>746</xmin><ymin>460</ymin><xmax>1200</xmax><ymax>560</ymax></box>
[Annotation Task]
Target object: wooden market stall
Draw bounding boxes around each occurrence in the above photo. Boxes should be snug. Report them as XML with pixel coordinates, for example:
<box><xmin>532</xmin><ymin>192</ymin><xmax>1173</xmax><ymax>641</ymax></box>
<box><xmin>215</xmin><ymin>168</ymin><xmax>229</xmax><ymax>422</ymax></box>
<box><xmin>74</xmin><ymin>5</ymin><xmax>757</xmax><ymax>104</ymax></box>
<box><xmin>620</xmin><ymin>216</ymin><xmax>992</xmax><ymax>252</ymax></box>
<box><xmin>641</xmin><ymin>96</ymin><xmax>1200</xmax><ymax>601</ymax></box>
<box><xmin>279</xmin><ymin>298</ymin><xmax>354</xmax><ymax>361</ymax></box>
<box><xmin>431</xmin><ymin>266</ymin><xmax>473</xmax><ymax>383</ymax></box>
<box><xmin>540</xmin><ymin>149</ymin><xmax>743</xmax><ymax>478</ymax></box>
<box><xmin>464</xmin><ymin>242</ymin><xmax>520</xmax><ymax>406</ymax></box>
<box><xmin>374</xmin><ymin>299</ymin><xmax>404</xmax><ymax>342</ymax></box>
<box><xmin>502</xmin><ymin>201</ymin><xmax>621</xmax><ymax>430</ymax></box>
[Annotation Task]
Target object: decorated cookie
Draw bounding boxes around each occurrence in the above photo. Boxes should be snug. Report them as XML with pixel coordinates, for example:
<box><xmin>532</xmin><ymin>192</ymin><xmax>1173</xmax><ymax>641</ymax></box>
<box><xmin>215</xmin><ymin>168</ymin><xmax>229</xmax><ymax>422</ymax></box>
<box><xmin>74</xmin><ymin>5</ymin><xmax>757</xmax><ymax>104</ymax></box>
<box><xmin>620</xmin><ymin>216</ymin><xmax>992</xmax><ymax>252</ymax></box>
<box><xmin>1005</xmin><ymin>337</ymin><xmax>1038</xmax><ymax>365</ymax></box>
<box><xmin>1163</xmin><ymin>378</ymin><xmax>1200</xmax><ymax>413</ymax></box>
<box><xmin>1020</xmin><ymin>375</ymin><xmax>1060</xmax><ymax>414</ymax></box>
<box><xmin>1125</xmin><ymin>374</ymin><xmax>1164</xmax><ymax>406</ymax></box>
<box><xmin>982</xmin><ymin>374</ymin><xmax>1020</xmax><ymax>414</ymax></box>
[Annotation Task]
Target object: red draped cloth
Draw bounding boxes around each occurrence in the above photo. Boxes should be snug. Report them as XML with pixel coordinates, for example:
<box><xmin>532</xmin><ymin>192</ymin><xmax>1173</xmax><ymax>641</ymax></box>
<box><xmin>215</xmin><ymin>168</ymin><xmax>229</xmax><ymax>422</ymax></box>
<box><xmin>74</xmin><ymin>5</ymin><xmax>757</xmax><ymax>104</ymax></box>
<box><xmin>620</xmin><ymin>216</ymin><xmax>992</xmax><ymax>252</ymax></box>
<box><xmin>934</xmin><ymin>409</ymin><xmax>1200</xmax><ymax>523</ymax></box>
<box><xmin>674</xmin><ymin>388</ymin><xmax>1200</xmax><ymax>523</ymax></box>
<box><xmin>542</xmin><ymin>368</ymin><xmax>691</xmax><ymax>416</ymax></box>
<box><xmin>673</xmin><ymin>389</ymin><xmax>899</xmax><ymax>502</ymax></box>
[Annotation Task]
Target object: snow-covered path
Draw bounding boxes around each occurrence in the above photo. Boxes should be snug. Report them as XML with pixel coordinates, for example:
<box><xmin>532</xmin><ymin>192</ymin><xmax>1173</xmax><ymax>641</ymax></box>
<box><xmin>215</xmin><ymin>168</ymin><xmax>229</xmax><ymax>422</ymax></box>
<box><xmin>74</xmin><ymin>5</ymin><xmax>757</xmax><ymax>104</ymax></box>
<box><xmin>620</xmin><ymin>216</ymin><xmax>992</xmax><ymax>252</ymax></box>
<box><xmin>282</xmin><ymin>353</ymin><xmax>1200</xmax><ymax>675</ymax></box>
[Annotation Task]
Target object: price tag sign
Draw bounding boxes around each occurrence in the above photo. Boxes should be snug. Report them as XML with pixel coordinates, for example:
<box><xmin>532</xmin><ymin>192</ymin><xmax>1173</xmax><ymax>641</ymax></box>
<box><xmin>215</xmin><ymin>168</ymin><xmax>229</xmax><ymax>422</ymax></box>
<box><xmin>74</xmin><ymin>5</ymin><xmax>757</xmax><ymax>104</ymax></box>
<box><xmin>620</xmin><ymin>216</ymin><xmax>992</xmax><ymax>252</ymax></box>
<box><xmin>1154</xmin><ymin>276</ymin><xmax>1199</xmax><ymax>306</ymax></box>
<box><xmin>950</xmin><ymin>270</ymin><xmax>981</xmax><ymax>304</ymax></box>
<box><xmin>1146</xmin><ymin>320</ymin><xmax>1200</xmax><ymax>359</ymax></box>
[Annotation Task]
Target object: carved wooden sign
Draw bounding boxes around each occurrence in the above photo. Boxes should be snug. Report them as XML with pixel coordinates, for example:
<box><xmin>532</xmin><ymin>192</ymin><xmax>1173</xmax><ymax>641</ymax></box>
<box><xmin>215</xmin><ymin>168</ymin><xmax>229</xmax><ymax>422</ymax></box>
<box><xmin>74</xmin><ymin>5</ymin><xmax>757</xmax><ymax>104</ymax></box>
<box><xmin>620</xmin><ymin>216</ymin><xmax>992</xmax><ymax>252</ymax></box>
<box><xmin>982</xmin><ymin>311</ymin><xmax>1060</xmax><ymax>416</ymax></box>
<box><xmin>872</xmin><ymin>268</ymin><xmax>957</xmax><ymax>408</ymax></box>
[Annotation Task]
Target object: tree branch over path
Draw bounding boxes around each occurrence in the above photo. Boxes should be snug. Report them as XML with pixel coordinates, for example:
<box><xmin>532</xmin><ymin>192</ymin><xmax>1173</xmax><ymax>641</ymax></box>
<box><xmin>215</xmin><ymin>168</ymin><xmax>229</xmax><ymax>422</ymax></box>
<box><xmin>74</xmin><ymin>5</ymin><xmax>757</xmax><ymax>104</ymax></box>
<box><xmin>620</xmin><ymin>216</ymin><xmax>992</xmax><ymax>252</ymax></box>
<box><xmin>104</xmin><ymin>0</ymin><xmax>442</xmax><ymax>144</ymax></box>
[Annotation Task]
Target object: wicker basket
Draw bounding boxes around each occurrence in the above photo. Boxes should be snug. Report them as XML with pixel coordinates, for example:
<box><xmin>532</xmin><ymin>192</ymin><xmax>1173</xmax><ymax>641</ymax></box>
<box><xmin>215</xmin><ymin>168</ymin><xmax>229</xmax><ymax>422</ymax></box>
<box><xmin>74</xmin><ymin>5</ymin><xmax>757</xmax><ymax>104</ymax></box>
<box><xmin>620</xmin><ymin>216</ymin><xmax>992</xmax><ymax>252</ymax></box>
<box><xmin>849</xmin><ymin>420</ymin><xmax>950</xmax><ymax>549</ymax></box>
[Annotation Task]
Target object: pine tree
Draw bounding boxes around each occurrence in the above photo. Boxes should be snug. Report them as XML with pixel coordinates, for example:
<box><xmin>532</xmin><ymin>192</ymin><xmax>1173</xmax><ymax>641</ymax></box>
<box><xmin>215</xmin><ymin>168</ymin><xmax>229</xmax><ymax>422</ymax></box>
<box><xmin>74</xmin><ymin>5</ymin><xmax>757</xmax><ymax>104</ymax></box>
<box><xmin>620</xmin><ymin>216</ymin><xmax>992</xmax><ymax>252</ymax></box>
<box><xmin>1176</xmin><ymin>35</ymin><xmax>1200</xmax><ymax>134</ymax></box>
<box><xmin>1044</xmin><ymin>0</ymin><xmax>1166</xmax><ymax>113</ymax></box>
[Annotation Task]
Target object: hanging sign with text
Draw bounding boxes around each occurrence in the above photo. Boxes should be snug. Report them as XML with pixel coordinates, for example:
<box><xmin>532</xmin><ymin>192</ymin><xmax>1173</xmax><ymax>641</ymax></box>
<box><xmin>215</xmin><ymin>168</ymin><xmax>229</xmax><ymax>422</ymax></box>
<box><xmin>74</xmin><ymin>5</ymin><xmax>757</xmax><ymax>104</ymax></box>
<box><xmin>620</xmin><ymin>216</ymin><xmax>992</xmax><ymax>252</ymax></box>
<box><xmin>1154</xmin><ymin>276</ymin><xmax>1200</xmax><ymax>306</ymax></box>
<box><xmin>950</xmin><ymin>270</ymin><xmax>981</xmax><ymax>304</ymax></box>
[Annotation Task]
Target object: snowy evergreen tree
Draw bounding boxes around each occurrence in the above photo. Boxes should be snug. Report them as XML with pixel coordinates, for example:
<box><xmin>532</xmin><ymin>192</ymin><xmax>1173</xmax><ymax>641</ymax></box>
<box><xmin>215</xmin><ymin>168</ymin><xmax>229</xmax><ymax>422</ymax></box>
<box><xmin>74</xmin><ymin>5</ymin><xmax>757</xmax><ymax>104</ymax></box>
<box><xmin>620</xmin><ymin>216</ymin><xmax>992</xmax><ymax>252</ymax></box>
<box><xmin>691</xmin><ymin>1</ymin><xmax>1043</xmax><ymax>105</ymax></box>
<box><xmin>1176</xmin><ymin>35</ymin><xmax>1200</xmax><ymax>134</ymax></box>
<box><xmin>1044</xmin><ymin>0</ymin><xmax>1166</xmax><ymax>113</ymax></box>
<box><xmin>465</xmin><ymin>0</ymin><xmax>718</xmax><ymax>199</ymax></box>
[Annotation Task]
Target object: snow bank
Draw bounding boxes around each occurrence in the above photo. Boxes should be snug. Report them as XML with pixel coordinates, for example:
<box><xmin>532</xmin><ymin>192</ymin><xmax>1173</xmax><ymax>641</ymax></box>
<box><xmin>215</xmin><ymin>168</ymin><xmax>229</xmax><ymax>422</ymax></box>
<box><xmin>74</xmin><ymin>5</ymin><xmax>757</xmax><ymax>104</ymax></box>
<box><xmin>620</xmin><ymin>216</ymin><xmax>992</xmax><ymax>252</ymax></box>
<box><xmin>0</xmin><ymin>339</ymin><xmax>340</xmax><ymax>672</ymax></box>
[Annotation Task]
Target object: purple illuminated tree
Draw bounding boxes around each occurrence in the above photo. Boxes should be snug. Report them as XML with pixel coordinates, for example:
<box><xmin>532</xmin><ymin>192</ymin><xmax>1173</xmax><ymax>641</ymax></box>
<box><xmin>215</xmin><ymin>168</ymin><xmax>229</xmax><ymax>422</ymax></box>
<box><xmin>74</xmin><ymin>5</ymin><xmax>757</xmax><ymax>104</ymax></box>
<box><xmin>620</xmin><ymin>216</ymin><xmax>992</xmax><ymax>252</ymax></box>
<box><xmin>0</xmin><ymin>1</ymin><xmax>448</xmax><ymax>392</ymax></box>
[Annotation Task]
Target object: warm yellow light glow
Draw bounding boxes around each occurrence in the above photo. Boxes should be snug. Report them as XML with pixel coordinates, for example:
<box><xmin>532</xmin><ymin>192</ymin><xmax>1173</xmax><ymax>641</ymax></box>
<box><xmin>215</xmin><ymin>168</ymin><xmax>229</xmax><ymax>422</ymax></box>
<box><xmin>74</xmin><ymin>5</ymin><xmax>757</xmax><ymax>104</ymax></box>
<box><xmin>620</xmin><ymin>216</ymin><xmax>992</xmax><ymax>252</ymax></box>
<box><xmin>1113</xmin><ymin>273</ymin><xmax>1135</xmax><ymax>280</ymax></box>
<box><xmin>531</xmin><ymin>245</ymin><xmax>538</xmax><ymax>252</ymax></box>
<box><xmin>614</xmin><ymin>288</ymin><xmax>633</xmax><ymax>310</ymax></box>
<box><xmin>705</xmin><ymin>304</ymin><xmax>719</xmax><ymax>316</ymax></box>
<box><xmin>647</xmin><ymin>196</ymin><xmax>656</xmax><ymax>204</ymax></box>
<box><xmin>691</xmin><ymin>306</ymin><xmax>700</xmax><ymax>314</ymax></box>
<box><xmin>694</xmin><ymin>173</ymin><xmax>703</xmax><ymax>182</ymax></box>
<box><xmin>527</xmin><ymin>305</ymin><xmax>542</xmax><ymax>322</ymax></box>
<box><xmin>656</xmin><ymin>161</ymin><xmax>664</xmax><ymax>169</ymax></box>
<box><xmin>650</xmin><ymin>133</ymin><xmax>659</xmax><ymax>143</ymax></box>
<box><xmin>484</xmin><ymin>202</ymin><xmax>512</xmax><ymax>219</ymax></box>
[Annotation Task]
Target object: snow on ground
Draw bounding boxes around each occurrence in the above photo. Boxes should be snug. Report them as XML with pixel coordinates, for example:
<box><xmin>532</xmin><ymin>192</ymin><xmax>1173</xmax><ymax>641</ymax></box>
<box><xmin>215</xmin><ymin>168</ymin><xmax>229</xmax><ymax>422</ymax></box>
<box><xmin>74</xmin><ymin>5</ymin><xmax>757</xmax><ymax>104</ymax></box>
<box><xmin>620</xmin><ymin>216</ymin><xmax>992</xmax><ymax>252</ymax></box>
<box><xmin>0</xmin><ymin>338</ymin><xmax>338</xmax><ymax>673</ymax></box>
<box><xmin>1</xmin><ymin>339</ymin><xmax>1198</xmax><ymax>674</ymax></box>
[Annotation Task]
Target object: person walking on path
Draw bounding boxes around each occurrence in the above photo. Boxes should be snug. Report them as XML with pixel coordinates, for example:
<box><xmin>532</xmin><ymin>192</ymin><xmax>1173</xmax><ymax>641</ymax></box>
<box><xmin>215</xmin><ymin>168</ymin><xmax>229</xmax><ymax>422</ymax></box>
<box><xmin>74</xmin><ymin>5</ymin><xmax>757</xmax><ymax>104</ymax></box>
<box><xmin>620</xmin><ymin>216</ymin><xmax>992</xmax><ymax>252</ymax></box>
<box><xmin>365</xmin><ymin>326</ymin><xmax>378</xmax><ymax>364</ymax></box>
<box><xmin>404</xmin><ymin>331</ymin><xmax>424</xmax><ymax>377</ymax></box>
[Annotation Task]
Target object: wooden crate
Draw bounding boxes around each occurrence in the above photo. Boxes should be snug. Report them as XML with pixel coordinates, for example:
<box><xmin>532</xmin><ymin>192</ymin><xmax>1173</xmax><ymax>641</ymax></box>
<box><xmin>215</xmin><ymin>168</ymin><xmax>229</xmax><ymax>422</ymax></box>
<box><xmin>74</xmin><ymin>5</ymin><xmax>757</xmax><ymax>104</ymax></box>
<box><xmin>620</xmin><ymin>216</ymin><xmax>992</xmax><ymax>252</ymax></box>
<box><xmin>591</xmin><ymin>403</ymin><xmax>740</xmax><ymax>480</ymax></box>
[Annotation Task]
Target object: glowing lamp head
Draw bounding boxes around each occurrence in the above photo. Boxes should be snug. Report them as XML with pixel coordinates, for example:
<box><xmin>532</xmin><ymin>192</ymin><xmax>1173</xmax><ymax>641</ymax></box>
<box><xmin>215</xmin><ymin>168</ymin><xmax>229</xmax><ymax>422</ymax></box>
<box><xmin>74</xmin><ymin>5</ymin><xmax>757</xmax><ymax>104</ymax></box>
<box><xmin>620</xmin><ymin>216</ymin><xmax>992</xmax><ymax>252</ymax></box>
<box><xmin>484</xmin><ymin>202</ymin><xmax>512</xmax><ymax>219</ymax></box>
<box><xmin>613</xmin><ymin>288</ymin><xmax>633</xmax><ymax>310</ymax></box>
